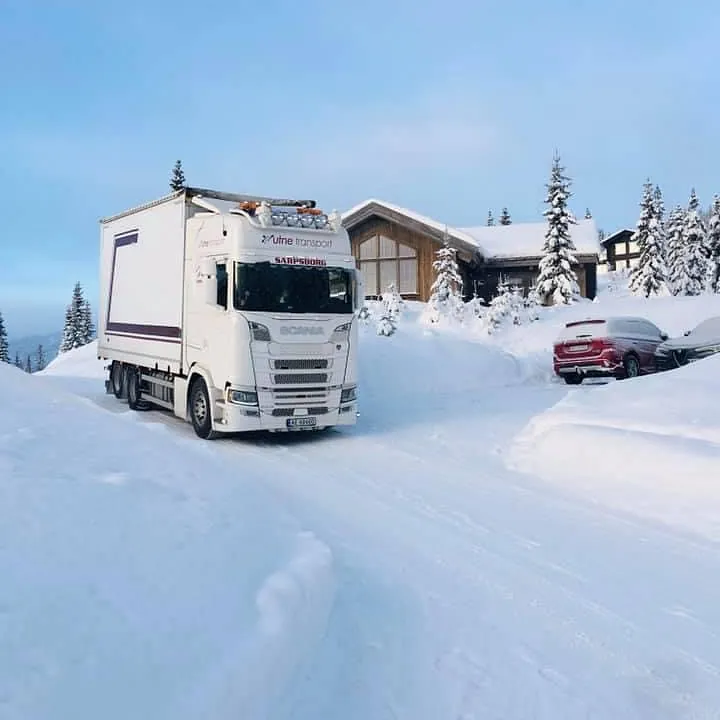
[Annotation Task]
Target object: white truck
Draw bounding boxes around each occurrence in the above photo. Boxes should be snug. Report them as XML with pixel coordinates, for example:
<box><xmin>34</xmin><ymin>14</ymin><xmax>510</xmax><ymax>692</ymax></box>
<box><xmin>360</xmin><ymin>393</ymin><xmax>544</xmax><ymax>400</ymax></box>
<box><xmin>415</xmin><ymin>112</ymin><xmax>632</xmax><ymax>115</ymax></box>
<box><xmin>97</xmin><ymin>187</ymin><xmax>360</xmax><ymax>439</ymax></box>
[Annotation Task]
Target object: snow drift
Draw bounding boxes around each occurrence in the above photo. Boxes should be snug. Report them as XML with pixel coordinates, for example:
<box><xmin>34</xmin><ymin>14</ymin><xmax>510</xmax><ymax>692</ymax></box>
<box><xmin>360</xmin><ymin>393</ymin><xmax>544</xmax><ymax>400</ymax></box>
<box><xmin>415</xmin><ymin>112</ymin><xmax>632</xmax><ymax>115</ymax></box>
<box><xmin>509</xmin><ymin>354</ymin><xmax>720</xmax><ymax>540</ymax></box>
<box><xmin>0</xmin><ymin>361</ymin><xmax>336</xmax><ymax>720</ymax></box>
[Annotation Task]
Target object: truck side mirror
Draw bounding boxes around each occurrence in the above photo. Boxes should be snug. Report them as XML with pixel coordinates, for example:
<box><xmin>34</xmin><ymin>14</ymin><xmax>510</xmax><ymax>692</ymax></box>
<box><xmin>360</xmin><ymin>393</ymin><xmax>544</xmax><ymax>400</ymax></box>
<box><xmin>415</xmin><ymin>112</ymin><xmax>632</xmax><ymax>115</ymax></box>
<box><xmin>200</xmin><ymin>258</ymin><xmax>217</xmax><ymax>306</ymax></box>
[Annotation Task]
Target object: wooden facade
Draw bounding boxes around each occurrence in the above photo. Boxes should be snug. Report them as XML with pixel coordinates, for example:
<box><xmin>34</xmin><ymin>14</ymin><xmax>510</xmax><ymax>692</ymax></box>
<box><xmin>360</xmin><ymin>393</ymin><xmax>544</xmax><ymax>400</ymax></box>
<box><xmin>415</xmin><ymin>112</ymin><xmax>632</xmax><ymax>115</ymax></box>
<box><xmin>343</xmin><ymin>201</ymin><xmax>600</xmax><ymax>304</ymax></box>
<box><xmin>602</xmin><ymin>229</ymin><xmax>639</xmax><ymax>271</ymax></box>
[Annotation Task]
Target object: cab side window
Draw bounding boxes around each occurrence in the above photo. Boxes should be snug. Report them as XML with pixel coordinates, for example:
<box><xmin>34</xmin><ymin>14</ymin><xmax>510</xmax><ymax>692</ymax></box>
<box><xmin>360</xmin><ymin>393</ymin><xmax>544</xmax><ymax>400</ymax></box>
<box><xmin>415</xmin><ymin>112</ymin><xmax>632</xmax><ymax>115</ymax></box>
<box><xmin>217</xmin><ymin>263</ymin><xmax>228</xmax><ymax>309</ymax></box>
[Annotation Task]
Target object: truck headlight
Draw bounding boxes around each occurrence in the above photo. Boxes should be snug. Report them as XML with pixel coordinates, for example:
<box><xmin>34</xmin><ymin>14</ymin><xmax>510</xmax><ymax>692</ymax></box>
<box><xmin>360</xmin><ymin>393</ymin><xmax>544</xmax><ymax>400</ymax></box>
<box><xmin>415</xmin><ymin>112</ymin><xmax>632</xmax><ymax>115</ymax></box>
<box><xmin>249</xmin><ymin>321</ymin><xmax>271</xmax><ymax>342</ymax></box>
<box><xmin>331</xmin><ymin>322</ymin><xmax>352</xmax><ymax>342</ymax></box>
<box><xmin>228</xmin><ymin>389</ymin><xmax>258</xmax><ymax>405</ymax></box>
<box><xmin>341</xmin><ymin>386</ymin><xmax>357</xmax><ymax>403</ymax></box>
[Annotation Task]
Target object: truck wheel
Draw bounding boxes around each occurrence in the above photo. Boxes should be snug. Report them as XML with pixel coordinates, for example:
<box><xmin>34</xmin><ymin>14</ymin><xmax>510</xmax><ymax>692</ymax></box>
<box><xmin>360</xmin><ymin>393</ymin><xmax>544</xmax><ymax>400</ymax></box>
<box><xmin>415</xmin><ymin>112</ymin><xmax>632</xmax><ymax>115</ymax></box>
<box><xmin>127</xmin><ymin>368</ymin><xmax>150</xmax><ymax>411</ymax></box>
<box><xmin>189</xmin><ymin>379</ymin><xmax>217</xmax><ymax>439</ymax></box>
<box><xmin>563</xmin><ymin>374</ymin><xmax>583</xmax><ymax>385</ymax></box>
<box><xmin>111</xmin><ymin>361</ymin><xmax>126</xmax><ymax>399</ymax></box>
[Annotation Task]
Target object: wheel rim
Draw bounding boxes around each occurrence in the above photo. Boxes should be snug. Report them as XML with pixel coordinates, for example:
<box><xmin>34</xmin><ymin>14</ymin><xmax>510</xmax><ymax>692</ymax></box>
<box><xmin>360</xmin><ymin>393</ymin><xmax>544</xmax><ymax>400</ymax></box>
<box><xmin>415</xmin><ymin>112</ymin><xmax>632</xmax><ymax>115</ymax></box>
<box><xmin>193</xmin><ymin>390</ymin><xmax>207</xmax><ymax>425</ymax></box>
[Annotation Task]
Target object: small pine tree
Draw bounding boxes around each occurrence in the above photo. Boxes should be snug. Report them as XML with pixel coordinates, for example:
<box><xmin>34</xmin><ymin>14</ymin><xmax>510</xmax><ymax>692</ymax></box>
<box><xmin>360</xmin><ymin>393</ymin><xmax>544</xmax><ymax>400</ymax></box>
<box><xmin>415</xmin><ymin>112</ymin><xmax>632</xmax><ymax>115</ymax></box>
<box><xmin>487</xmin><ymin>210</ymin><xmax>495</xmax><ymax>226</ymax></box>
<box><xmin>80</xmin><ymin>299</ymin><xmax>95</xmax><ymax>344</ymax></box>
<box><xmin>628</xmin><ymin>180</ymin><xmax>668</xmax><ymax>298</ymax></box>
<box><xmin>499</xmin><ymin>208</ymin><xmax>512</xmax><ymax>225</ymax></box>
<box><xmin>653</xmin><ymin>185</ymin><xmax>665</xmax><ymax>226</ymax></box>
<box><xmin>0</xmin><ymin>311</ymin><xmax>8</xmax><ymax>363</ymax></box>
<box><xmin>510</xmin><ymin>284</ymin><xmax>524</xmax><ymax>325</ymax></box>
<box><xmin>36</xmin><ymin>345</ymin><xmax>46</xmax><ymax>372</ymax></box>
<box><xmin>524</xmin><ymin>284</ymin><xmax>541</xmax><ymax>322</ymax></box>
<box><xmin>425</xmin><ymin>234</ymin><xmax>464</xmax><ymax>324</ymax></box>
<box><xmin>170</xmin><ymin>160</ymin><xmax>186</xmax><ymax>191</ymax></box>
<box><xmin>485</xmin><ymin>276</ymin><xmax>513</xmax><ymax>333</ymax></box>
<box><xmin>14</xmin><ymin>352</ymin><xmax>22</xmax><ymax>369</ymax></box>
<box><xmin>24</xmin><ymin>355</ymin><xmax>32</xmax><ymax>373</ymax></box>
<box><xmin>536</xmin><ymin>153</ymin><xmax>579</xmax><ymax>305</ymax></box>
<box><xmin>584</xmin><ymin>208</ymin><xmax>592</xmax><ymax>219</ymax></box>
<box><xmin>665</xmin><ymin>206</ymin><xmax>686</xmax><ymax>295</ymax></box>
<box><xmin>679</xmin><ymin>189</ymin><xmax>709</xmax><ymax>296</ymax></box>
<box><xmin>465</xmin><ymin>293</ymin><xmax>486</xmax><ymax>321</ymax></box>
<box><xmin>705</xmin><ymin>195</ymin><xmax>720</xmax><ymax>293</ymax></box>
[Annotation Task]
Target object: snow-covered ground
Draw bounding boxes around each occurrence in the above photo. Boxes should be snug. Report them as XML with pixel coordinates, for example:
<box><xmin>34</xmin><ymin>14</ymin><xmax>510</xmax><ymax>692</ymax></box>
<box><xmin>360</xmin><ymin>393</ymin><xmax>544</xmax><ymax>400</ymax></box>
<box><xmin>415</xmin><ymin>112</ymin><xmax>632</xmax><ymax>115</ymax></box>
<box><xmin>5</xmin><ymin>276</ymin><xmax>720</xmax><ymax>718</ymax></box>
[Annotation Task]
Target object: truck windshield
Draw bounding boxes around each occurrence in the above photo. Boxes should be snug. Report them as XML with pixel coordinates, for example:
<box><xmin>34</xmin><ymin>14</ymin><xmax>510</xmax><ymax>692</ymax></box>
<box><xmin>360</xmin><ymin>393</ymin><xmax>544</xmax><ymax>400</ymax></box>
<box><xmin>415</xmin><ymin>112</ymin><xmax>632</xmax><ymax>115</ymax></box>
<box><xmin>234</xmin><ymin>262</ymin><xmax>354</xmax><ymax>314</ymax></box>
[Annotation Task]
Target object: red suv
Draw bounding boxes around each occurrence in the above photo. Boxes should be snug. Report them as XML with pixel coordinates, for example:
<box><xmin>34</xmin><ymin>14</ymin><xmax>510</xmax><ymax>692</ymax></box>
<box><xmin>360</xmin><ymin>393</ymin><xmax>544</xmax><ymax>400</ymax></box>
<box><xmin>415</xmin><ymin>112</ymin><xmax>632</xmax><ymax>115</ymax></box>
<box><xmin>553</xmin><ymin>316</ymin><xmax>668</xmax><ymax>385</ymax></box>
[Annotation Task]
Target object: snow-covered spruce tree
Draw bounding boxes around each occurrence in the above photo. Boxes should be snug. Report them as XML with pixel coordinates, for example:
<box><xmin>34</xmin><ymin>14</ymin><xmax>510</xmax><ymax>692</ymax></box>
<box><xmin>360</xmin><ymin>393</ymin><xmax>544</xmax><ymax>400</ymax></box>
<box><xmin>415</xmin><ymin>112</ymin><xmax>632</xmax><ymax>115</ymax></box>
<box><xmin>628</xmin><ymin>181</ymin><xmax>668</xmax><ymax>298</ymax></box>
<box><xmin>653</xmin><ymin>185</ymin><xmax>665</xmax><ymax>225</ymax></box>
<box><xmin>680</xmin><ymin>189</ymin><xmax>710</xmax><ymax>296</ymax></box>
<box><xmin>487</xmin><ymin>210</ymin><xmax>495</xmax><ymax>226</ymax></box>
<box><xmin>485</xmin><ymin>276</ymin><xmax>512</xmax><ymax>333</ymax></box>
<box><xmin>80</xmin><ymin>299</ymin><xmax>95</xmax><ymax>344</ymax></box>
<box><xmin>425</xmin><ymin>237</ymin><xmax>464</xmax><ymax>324</ymax></box>
<box><xmin>524</xmin><ymin>283</ymin><xmax>541</xmax><ymax>321</ymax></box>
<box><xmin>510</xmin><ymin>284</ymin><xmax>525</xmax><ymax>325</ymax></box>
<box><xmin>465</xmin><ymin>292</ymin><xmax>486</xmax><ymax>321</ymax></box>
<box><xmin>664</xmin><ymin>205</ymin><xmax>686</xmax><ymax>295</ymax></box>
<box><xmin>36</xmin><ymin>345</ymin><xmax>47</xmax><ymax>372</ymax></box>
<box><xmin>170</xmin><ymin>160</ymin><xmax>186</xmax><ymax>191</ymax></box>
<box><xmin>535</xmin><ymin>153</ymin><xmax>579</xmax><ymax>305</ymax></box>
<box><xmin>0</xmin><ymin>311</ymin><xmax>8</xmax><ymax>363</ymax></box>
<box><xmin>499</xmin><ymin>208</ymin><xmax>512</xmax><ymax>225</ymax></box>
<box><xmin>381</xmin><ymin>283</ymin><xmax>403</xmax><ymax>322</ymax></box>
<box><xmin>705</xmin><ymin>195</ymin><xmax>720</xmax><ymax>293</ymax></box>
<box><xmin>584</xmin><ymin>208</ymin><xmax>592</xmax><ymax>219</ymax></box>
<box><xmin>14</xmin><ymin>352</ymin><xmax>22</xmax><ymax>369</ymax></box>
<box><xmin>60</xmin><ymin>282</ymin><xmax>92</xmax><ymax>352</ymax></box>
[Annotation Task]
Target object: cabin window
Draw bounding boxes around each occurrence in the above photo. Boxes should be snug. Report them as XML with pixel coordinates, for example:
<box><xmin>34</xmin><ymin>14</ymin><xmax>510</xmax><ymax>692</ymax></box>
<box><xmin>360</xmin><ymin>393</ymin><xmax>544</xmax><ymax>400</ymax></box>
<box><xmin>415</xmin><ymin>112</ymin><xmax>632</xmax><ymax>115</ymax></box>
<box><xmin>357</xmin><ymin>234</ymin><xmax>418</xmax><ymax>296</ymax></box>
<box><xmin>216</xmin><ymin>263</ymin><xmax>228</xmax><ymax>309</ymax></box>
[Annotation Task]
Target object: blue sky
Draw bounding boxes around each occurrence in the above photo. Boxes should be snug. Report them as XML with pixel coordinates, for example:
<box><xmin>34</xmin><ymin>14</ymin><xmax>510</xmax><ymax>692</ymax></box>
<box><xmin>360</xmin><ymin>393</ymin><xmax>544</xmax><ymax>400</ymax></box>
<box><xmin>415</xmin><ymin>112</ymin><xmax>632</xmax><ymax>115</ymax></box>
<box><xmin>2</xmin><ymin>0</ymin><xmax>719</xmax><ymax>335</ymax></box>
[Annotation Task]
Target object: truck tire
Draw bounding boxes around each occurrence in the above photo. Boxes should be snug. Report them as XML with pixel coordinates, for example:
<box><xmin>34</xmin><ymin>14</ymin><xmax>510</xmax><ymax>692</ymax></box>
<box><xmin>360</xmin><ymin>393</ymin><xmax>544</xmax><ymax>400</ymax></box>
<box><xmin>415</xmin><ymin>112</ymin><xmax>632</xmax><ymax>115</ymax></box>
<box><xmin>563</xmin><ymin>374</ymin><xmax>583</xmax><ymax>385</ymax></box>
<box><xmin>127</xmin><ymin>367</ymin><xmax>150</xmax><ymax>411</ymax></box>
<box><xmin>111</xmin><ymin>361</ymin><xmax>126</xmax><ymax>399</ymax></box>
<box><xmin>189</xmin><ymin>378</ymin><xmax>217</xmax><ymax>439</ymax></box>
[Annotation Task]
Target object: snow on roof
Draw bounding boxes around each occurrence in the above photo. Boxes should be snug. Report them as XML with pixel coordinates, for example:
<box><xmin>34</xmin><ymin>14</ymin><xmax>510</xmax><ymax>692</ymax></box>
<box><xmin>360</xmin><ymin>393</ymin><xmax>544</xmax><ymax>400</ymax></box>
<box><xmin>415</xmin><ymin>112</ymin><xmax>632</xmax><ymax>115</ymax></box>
<box><xmin>458</xmin><ymin>218</ymin><xmax>601</xmax><ymax>260</ymax></box>
<box><xmin>343</xmin><ymin>199</ymin><xmax>600</xmax><ymax>260</ymax></box>
<box><xmin>342</xmin><ymin>199</ymin><xmax>488</xmax><ymax>256</ymax></box>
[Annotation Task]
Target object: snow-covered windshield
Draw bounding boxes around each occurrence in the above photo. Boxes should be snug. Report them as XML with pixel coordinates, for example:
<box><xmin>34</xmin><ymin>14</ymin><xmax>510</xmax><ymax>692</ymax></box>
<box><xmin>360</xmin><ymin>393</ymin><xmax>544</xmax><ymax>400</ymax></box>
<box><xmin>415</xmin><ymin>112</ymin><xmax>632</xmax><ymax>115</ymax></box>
<box><xmin>687</xmin><ymin>316</ymin><xmax>720</xmax><ymax>343</ymax></box>
<box><xmin>557</xmin><ymin>320</ymin><xmax>607</xmax><ymax>341</ymax></box>
<box><xmin>233</xmin><ymin>261</ymin><xmax>354</xmax><ymax>314</ymax></box>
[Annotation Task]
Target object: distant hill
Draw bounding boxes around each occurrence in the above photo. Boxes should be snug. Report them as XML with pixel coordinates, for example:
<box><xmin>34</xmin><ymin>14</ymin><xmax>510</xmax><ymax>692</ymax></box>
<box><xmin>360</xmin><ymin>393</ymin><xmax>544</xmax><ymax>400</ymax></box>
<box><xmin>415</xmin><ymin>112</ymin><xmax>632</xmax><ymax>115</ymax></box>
<box><xmin>8</xmin><ymin>331</ymin><xmax>63</xmax><ymax>370</ymax></box>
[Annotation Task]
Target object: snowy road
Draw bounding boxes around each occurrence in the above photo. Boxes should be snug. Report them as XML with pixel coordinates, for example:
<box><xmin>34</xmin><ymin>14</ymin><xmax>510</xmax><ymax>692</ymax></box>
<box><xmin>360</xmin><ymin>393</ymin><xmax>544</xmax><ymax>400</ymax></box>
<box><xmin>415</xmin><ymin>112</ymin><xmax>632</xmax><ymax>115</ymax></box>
<box><xmin>44</xmin><ymin>355</ymin><xmax>720</xmax><ymax>720</ymax></box>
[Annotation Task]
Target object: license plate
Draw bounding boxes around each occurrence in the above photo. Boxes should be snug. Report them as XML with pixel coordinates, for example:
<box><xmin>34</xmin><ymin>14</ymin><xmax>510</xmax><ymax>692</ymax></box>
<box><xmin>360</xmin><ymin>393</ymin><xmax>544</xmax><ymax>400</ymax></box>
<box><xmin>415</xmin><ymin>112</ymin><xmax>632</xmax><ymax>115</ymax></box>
<box><xmin>286</xmin><ymin>416</ymin><xmax>317</xmax><ymax>428</ymax></box>
<box><xmin>568</xmin><ymin>344</ymin><xmax>589</xmax><ymax>352</ymax></box>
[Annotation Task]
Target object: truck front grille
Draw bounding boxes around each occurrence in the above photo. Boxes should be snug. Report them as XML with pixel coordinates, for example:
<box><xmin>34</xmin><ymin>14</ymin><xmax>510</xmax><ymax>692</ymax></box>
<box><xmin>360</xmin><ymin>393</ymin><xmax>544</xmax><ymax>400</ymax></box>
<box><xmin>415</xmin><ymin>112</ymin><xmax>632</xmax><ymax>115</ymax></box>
<box><xmin>273</xmin><ymin>373</ymin><xmax>328</xmax><ymax>385</ymax></box>
<box><xmin>273</xmin><ymin>358</ymin><xmax>329</xmax><ymax>370</ymax></box>
<box><xmin>271</xmin><ymin>406</ymin><xmax>329</xmax><ymax>417</ymax></box>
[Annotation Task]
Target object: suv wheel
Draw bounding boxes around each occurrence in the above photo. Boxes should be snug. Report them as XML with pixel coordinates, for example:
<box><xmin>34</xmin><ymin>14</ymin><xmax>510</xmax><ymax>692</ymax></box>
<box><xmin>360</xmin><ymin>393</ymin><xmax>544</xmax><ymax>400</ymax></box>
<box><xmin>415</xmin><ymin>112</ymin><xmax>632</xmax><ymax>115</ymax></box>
<box><xmin>563</xmin><ymin>374</ymin><xmax>583</xmax><ymax>385</ymax></box>
<box><xmin>623</xmin><ymin>354</ymin><xmax>640</xmax><ymax>379</ymax></box>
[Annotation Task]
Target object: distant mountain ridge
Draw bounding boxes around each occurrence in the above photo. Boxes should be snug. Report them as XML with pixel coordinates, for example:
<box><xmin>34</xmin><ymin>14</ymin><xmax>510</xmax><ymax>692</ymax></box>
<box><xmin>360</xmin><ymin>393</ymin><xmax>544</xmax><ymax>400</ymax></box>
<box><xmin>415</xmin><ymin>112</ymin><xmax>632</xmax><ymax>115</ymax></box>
<box><xmin>8</xmin><ymin>331</ymin><xmax>63</xmax><ymax>367</ymax></box>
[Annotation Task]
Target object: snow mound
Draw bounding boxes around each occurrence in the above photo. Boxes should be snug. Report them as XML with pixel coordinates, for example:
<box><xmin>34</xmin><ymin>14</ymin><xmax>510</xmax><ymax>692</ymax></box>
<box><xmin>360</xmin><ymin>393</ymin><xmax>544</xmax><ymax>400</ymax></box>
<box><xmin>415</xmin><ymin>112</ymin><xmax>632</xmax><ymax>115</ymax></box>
<box><xmin>39</xmin><ymin>341</ymin><xmax>105</xmax><ymax>378</ymax></box>
<box><xmin>0</xmin><ymin>361</ymin><xmax>335</xmax><ymax>719</ymax></box>
<box><xmin>508</xmin><ymin>354</ymin><xmax>720</xmax><ymax>540</ymax></box>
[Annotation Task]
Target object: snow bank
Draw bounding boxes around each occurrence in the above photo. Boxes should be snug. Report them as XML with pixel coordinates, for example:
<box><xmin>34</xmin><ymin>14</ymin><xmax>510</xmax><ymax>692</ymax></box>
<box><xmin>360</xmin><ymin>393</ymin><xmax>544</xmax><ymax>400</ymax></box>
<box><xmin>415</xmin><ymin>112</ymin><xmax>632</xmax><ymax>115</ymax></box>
<box><xmin>39</xmin><ymin>342</ymin><xmax>104</xmax><ymax>378</ymax></box>
<box><xmin>509</xmin><ymin>354</ymin><xmax>720</xmax><ymax>539</ymax></box>
<box><xmin>480</xmin><ymin>284</ymin><xmax>720</xmax><ymax>382</ymax></box>
<box><xmin>0</xmin><ymin>360</ymin><xmax>336</xmax><ymax>720</ymax></box>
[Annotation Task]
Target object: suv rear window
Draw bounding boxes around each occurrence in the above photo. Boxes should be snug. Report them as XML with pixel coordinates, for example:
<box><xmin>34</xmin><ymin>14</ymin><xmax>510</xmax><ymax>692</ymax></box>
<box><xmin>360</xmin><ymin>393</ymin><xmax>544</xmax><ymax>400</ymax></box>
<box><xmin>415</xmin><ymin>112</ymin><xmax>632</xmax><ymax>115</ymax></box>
<box><xmin>558</xmin><ymin>320</ymin><xmax>607</xmax><ymax>341</ymax></box>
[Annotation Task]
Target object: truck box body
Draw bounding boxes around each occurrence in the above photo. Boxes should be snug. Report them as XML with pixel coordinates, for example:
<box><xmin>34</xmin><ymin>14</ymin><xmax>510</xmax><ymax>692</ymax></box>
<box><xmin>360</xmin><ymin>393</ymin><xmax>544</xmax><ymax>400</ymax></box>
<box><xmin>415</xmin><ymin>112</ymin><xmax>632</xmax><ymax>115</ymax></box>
<box><xmin>98</xmin><ymin>188</ymin><xmax>360</xmax><ymax>438</ymax></box>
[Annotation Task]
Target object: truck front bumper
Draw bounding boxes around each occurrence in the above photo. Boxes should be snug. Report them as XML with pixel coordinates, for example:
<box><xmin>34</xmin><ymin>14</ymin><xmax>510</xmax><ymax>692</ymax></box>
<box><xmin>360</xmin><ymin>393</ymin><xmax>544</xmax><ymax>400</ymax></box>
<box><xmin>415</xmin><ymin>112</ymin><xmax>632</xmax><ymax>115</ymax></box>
<box><xmin>215</xmin><ymin>401</ymin><xmax>358</xmax><ymax>433</ymax></box>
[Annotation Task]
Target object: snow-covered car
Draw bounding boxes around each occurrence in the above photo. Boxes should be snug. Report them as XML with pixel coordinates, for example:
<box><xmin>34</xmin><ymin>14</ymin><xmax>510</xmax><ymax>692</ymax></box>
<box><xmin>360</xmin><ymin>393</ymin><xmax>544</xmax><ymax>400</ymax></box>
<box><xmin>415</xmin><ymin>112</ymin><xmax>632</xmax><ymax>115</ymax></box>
<box><xmin>553</xmin><ymin>316</ymin><xmax>668</xmax><ymax>385</ymax></box>
<box><xmin>654</xmin><ymin>316</ymin><xmax>720</xmax><ymax>371</ymax></box>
